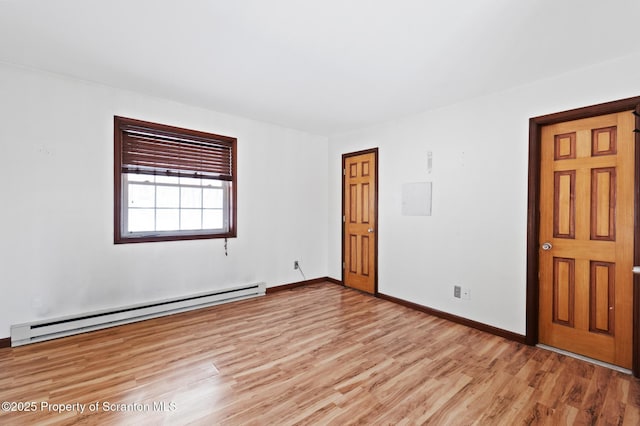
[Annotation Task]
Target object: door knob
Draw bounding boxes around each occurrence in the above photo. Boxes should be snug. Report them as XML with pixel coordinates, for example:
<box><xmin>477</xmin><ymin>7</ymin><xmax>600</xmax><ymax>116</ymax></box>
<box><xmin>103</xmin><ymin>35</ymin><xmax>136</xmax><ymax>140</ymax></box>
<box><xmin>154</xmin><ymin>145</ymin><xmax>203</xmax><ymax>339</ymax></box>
<box><xmin>368</xmin><ymin>228</ymin><xmax>374</xmax><ymax>233</ymax></box>
<box><xmin>542</xmin><ymin>242</ymin><xmax>553</xmax><ymax>251</ymax></box>
<box><xmin>633</xmin><ymin>266</ymin><xmax>640</xmax><ymax>274</ymax></box>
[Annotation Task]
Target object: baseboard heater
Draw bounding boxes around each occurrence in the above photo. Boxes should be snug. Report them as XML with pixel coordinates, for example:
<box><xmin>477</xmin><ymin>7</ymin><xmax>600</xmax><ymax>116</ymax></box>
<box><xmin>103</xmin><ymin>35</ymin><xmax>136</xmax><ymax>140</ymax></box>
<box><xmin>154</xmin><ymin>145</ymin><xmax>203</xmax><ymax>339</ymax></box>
<box><xmin>10</xmin><ymin>282</ymin><xmax>266</xmax><ymax>347</ymax></box>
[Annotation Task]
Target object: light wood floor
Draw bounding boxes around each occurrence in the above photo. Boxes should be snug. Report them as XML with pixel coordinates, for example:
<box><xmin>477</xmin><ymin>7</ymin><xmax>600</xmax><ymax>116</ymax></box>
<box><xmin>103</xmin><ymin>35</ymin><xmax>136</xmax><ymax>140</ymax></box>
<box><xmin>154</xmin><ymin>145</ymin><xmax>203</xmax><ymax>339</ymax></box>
<box><xmin>1</xmin><ymin>282</ymin><xmax>639</xmax><ymax>425</ymax></box>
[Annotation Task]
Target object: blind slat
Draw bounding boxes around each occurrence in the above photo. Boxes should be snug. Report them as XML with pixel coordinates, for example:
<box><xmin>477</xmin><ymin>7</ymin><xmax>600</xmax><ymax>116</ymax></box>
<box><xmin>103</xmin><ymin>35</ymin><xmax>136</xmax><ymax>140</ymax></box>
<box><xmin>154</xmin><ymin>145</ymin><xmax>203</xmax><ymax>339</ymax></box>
<box><xmin>121</xmin><ymin>167</ymin><xmax>233</xmax><ymax>181</ymax></box>
<box><xmin>124</xmin><ymin>147</ymin><xmax>231</xmax><ymax>169</ymax></box>
<box><xmin>124</xmin><ymin>140</ymin><xmax>231</xmax><ymax>164</ymax></box>
<box><xmin>121</xmin><ymin>131</ymin><xmax>233</xmax><ymax>178</ymax></box>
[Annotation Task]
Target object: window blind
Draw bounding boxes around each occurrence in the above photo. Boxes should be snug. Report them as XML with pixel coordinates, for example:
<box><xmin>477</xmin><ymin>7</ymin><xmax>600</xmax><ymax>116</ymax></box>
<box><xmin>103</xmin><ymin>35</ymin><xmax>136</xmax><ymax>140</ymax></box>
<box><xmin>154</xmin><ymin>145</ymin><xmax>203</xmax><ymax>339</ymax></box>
<box><xmin>120</xmin><ymin>125</ymin><xmax>233</xmax><ymax>181</ymax></box>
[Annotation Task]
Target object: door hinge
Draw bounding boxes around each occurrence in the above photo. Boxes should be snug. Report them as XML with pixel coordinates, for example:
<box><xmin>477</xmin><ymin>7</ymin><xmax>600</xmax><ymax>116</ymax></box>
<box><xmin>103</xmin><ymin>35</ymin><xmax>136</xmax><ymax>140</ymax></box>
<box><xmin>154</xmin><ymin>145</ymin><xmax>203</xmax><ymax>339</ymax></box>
<box><xmin>343</xmin><ymin>168</ymin><xmax>346</xmax><ymax>176</ymax></box>
<box><xmin>343</xmin><ymin>262</ymin><xmax>345</xmax><ymax>269</ymax></box>
<box><xmin>343</xmin><ymin>215</ymin><xmax>345</xmax><ymax>222</ymax></box>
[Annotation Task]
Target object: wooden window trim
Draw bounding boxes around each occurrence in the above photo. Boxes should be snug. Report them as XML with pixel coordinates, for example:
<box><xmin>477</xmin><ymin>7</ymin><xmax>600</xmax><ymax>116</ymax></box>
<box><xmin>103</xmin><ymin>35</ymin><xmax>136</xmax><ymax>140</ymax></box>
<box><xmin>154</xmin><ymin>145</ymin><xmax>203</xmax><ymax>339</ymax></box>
<box><xmin>114</xmin><ymin>116</ymin><xmax>237</xmax><ymax>244</ymax></box>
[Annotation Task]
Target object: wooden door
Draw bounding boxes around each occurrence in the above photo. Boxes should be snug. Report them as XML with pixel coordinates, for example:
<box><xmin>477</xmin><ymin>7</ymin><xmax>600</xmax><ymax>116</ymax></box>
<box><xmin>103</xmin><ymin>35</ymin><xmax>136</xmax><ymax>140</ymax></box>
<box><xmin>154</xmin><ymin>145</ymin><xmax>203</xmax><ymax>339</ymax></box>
<box><xmin>539</xmin><ymin>111</ymin><xmax>635</xmax><ymax>368</ymax></box>
<box><xmin>343</xmin><ymin>149</ymin><xmax>377</xmax><ymax>294</ymax></box>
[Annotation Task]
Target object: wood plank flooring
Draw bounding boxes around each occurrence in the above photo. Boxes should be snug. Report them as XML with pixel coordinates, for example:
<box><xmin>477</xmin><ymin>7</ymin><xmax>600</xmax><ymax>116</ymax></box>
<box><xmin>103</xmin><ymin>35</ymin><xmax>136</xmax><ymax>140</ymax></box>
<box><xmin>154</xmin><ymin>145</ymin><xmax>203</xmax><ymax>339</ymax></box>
<box><xmin>1</xmin><ymin>282</ymin><xmax>639</xmax><ymax>425</ymax></box>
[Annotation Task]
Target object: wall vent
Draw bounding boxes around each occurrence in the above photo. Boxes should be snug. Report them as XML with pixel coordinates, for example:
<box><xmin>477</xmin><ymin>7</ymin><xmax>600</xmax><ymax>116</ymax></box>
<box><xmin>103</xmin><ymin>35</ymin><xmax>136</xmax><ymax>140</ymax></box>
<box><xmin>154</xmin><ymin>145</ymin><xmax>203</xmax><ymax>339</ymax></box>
<box><xmin>10</xmin><ymin>282</ymin><xmax>266</xmax><ymax>346</ymax></box>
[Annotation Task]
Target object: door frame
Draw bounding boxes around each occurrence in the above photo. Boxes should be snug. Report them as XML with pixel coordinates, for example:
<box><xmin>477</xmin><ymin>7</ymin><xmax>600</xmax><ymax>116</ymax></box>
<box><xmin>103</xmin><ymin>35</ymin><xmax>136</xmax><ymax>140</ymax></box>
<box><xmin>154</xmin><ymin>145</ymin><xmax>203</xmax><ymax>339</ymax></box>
<box><xmin>342</xmin><ymin>148</ymin><xmax>379</xmax><ymax>294</ymax></box>
<box><xmin>526</xmin><ymin>96</ymin><xmax>640</xmax><ymax>376</ymax></box>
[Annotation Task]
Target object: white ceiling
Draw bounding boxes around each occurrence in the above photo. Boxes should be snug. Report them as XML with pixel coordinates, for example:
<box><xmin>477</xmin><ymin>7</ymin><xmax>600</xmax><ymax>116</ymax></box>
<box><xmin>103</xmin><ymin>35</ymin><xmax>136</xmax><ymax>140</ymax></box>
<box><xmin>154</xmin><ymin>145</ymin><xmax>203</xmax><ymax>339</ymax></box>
<box><xmin>1</xmin><ymin>0</ymin><xmax>640</xmax><ymax>135</ymax></box>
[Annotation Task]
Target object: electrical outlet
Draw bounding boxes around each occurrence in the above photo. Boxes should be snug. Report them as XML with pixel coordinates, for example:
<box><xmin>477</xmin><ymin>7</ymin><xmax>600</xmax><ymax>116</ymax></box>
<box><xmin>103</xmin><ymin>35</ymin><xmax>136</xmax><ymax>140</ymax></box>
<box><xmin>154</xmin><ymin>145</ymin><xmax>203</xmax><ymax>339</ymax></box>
<box><xmin>462</xmin><ymin>288</ymin><xmax>471</xmax><ymax>300</ymax></box>
<box><xmin>294</xmin><ymin>260</ymin><xmax>299</xmax><ymax>270</ymax></box>
<box><xmin>454</xmin><ymin>285</ymin><xmax>461</xmax><ymax>298</ymax></box>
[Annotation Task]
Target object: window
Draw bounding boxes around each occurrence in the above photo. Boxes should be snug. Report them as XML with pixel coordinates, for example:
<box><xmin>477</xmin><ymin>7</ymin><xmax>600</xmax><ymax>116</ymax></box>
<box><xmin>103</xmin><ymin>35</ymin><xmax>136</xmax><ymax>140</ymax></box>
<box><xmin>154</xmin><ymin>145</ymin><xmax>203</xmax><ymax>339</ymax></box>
<box><xmin>114</xmin><ymin>116</ymin><xmax>236</xmax><ymax>244</ymax></box>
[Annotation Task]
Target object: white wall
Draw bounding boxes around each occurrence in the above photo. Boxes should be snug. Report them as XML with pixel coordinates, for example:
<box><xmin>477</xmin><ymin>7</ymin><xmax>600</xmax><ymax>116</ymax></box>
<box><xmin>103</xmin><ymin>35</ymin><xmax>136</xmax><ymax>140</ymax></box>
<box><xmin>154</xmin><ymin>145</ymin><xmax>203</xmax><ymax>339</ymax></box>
<box><xmin>328</xmin><ymin>52</ymin><xmax>640</xmax><ymax>335</ymax></box>
<box><xmin>0</xmin><ymin>63</ymin><xmax>328</xmax><ymax>339</ymax></box>
<box><xmin>4</xmin><ymin>51</ymin><xmax>640</xmax><ymax>342</ymax></box>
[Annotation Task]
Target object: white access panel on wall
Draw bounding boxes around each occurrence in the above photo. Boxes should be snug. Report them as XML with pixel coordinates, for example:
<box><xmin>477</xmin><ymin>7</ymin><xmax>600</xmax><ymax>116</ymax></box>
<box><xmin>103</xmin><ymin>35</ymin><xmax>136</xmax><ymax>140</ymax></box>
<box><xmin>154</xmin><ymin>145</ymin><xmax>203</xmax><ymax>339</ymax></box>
<box><xmin>401</xmin><ymin>182</ymin><xmax>432</xmax><ymax>216</ymax></box>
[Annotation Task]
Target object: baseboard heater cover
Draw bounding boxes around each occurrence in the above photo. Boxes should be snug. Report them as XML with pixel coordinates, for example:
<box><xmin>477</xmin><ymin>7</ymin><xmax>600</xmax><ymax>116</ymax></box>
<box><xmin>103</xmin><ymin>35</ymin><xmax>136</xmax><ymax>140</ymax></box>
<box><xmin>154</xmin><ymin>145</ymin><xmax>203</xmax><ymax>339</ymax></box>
<box><xmin>10</xmin><ymin>282</ymin><xmax>266</xmax><ymax>347</ymax></box>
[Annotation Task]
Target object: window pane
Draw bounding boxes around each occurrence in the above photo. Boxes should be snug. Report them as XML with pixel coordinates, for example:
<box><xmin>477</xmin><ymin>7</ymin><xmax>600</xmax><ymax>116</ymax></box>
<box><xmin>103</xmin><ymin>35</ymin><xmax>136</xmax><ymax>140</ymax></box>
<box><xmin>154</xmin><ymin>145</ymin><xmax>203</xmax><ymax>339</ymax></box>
<box><xmin>181</xmin><ymin>187</ymin><xmax>202</xmax><ymax>208</ymax></box>
<box><xmin>155</xmin><ymin>175</ymin><xmax>180</xmax><ymax>184</ymax></box>
<box><xmin>203</xmin><ymin>209</ymin><xmax>223</xmax><ymax>229</ymax></box>
<box><xmin>157</xmin><ymin>186</ymin><xmax>179</xmax><ymax>208</ymax></box>
<box><xmin>181</xmin><ymin>209</ymin><xmax>202</xmax><ymax>230</ymax></box>
<box><xmin>203</xmin><ymin>188</ymin><xmax>223</xmax><ymax>208</ymax></box>
<box><xmin>180</xmin><ymin>176</ymin><xmax>202</xmax><ymax>186</ymax></box>
<box><xmin>203</xmin><ymin>179</ymin><xmax>223</xmax><ymax>188</ymax></box>
<box><xmin>127</xmin><ymin>174</ymin><xmax>153</xmax><ymax>183</ymax></box>
<box><xmin>128</xmin><ymin>208</ymin><xmax>155</xmax><ymax>232</ymax></box>
<box><xmin>156</xmin><ymin>209</ymin><xmax>179</xmax><ymax>231</ymax></box>
<box><xmin>128</xmin><ymin>184</ymin><xmax>155</xmax><ymax>208</ymax></box>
